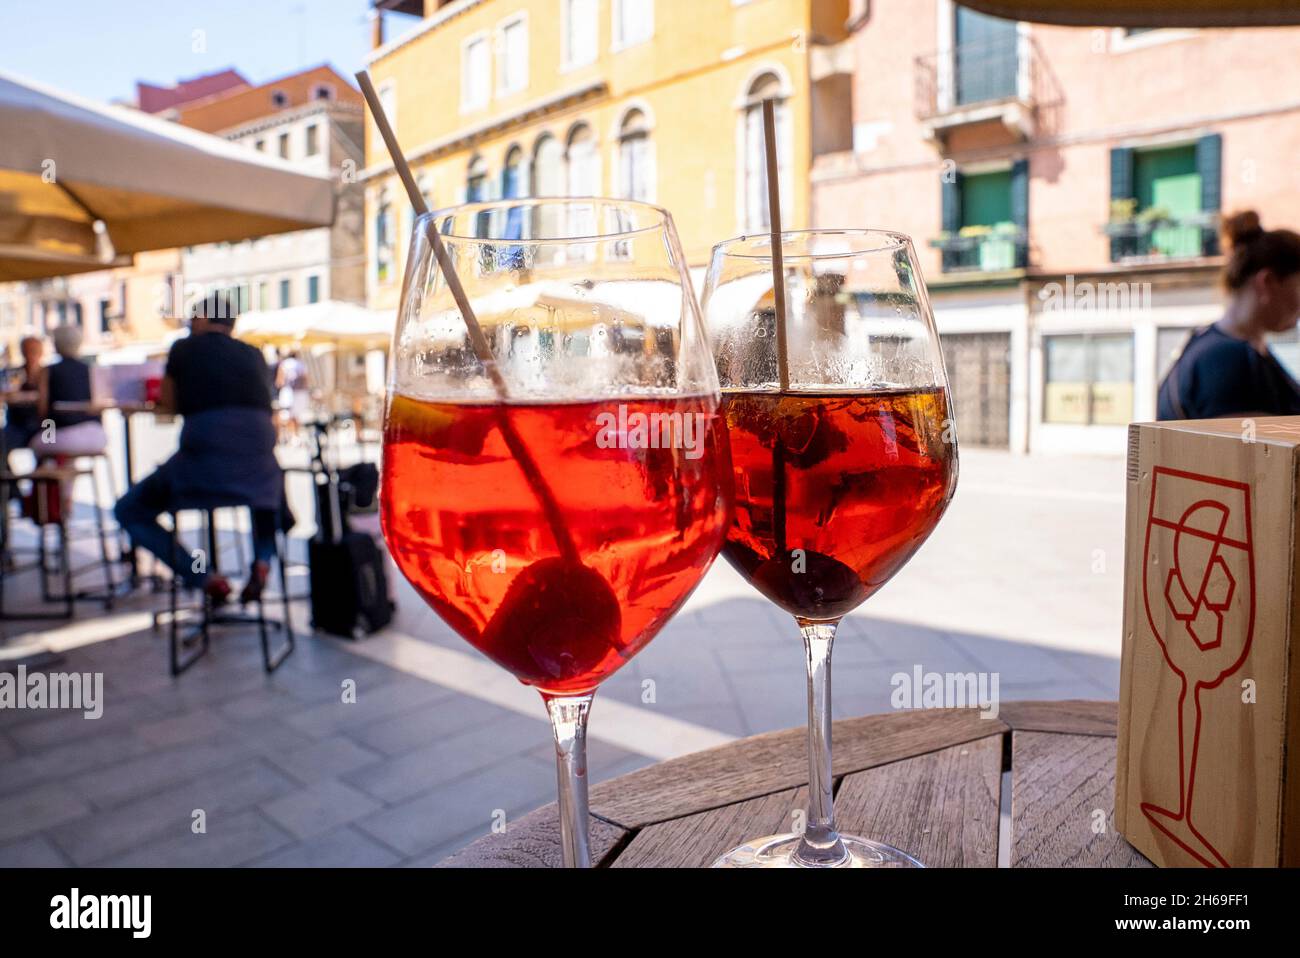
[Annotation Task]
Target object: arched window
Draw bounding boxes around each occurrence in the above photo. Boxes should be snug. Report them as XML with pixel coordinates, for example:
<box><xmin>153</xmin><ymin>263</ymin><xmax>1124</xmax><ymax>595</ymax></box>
<box><xmin>531</xmin><ymin>134</ymin><xmax>565</xmax><ymax>240</ymax></box>
<box><xmin>617</xmin><ymin>109</ymin><xmax>652</xmax><ymax>202</ymax></box>
<box><xmin>466</xmin><ymin>155</ymin><xmax>489</xmax><ymax>203</ymax></box>
<box><xmin>741</xmin><ymin>72</ymin><xmax>790</xmax><ymax>232</ymax></box>
<box><xmin>502</xmin><ymin>146</ymin><xmax>526</xmax><ymax>240</ymax></box>
<box><xmin>467</xmin><ymin>155</ymin><xmax>490</xmax><ymax>237</ymax></box>
<box><xmin>566</xmin><ymin>123</ymin><xmax>599</xmax><ymax>197</ymax></box>
<box><xmin>566</xmin><ymin>123</ymin><xmax>600</xmax><ymax>250</ymax></box>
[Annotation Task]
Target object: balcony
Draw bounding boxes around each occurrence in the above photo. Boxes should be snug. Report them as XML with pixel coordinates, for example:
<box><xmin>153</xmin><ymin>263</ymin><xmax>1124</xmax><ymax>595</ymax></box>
<box><xmin>1103</xmin><ymin>207</ymin><xmax>1219</xmax><ymax>263</ymax></box>
<box><xmin>914</xmin><ymin>36</ymin><xmax>1058</xmax><ymax>144</ymax></box>
<box><xmin>930</xmin><ymin>225</ymin><xmax>1028</xmax><ymax>274</ymax></box>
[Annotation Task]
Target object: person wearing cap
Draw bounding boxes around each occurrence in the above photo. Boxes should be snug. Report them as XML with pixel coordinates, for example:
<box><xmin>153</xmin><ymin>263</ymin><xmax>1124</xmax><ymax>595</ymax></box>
<box><xmin>114</xmin><ymin>292</ymin><xmax>284</xmax><ymax>605</ymax></box>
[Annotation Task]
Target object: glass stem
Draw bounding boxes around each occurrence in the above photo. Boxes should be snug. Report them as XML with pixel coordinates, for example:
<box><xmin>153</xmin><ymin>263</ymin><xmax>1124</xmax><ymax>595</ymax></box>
<box><xmin>544</xmin><ymin>692</ymin><xmax>594</xmax><ymax>868</ymax></box>
<box><xmin>795</xmin><ymin>619</ymin><xmax>848</xmax><ymax>866</ymax></box>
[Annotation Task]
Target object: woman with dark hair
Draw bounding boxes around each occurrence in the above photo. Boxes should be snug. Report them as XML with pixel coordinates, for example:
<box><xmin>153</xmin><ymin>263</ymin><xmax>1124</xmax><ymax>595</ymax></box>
<box><xmin>1157</xmin><ymin>210</ymin><xmax>1300</xmax><ymax>420</ymax></box>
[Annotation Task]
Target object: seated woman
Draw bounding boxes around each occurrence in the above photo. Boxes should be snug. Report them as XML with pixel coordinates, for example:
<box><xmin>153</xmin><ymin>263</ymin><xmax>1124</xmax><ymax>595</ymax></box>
<box><xmin>1158</xmin><ymin>210</ymin><xmax>1300</xmax><ymax>420</ymax></box>
<box><xmin>31</xmin><ymin>325</ymin><xmax>108</xmax><ymax>458</ymax></box>
<box><xmin>115</xmin><ymin>293</ymin><xmax>284</xmax><ymax>605</ymax></box>
<box><xmin>3</xmin><ymin>335</ymin><xmax>43</xmax><ymax>475</ymax></box>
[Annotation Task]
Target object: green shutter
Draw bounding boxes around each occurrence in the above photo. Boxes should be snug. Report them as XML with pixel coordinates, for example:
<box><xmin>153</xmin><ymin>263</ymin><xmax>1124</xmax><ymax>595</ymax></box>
<box><xmin>1109</xmin><ymin>147</ymin><xmax>1134</xmax><ymax>260</ymax></box>
<box><xmin>941</xmin><ymin>171</ymin><xmax>962</xmax><ymax>271</ymax></box>
<box><xmin>1011</xmin><ymin>158</ymin><xmax>1029</xmax><ymax>267</ymax></box>
<box><xmin>1197</xmin><ymin>133</ymin><xmax>1223</xmax><ymax>256</ymax></box>
<box><xmin>1110</xmin><ymin>147</ymin><xmax>1135</xmax><ymax>200</ymax></box>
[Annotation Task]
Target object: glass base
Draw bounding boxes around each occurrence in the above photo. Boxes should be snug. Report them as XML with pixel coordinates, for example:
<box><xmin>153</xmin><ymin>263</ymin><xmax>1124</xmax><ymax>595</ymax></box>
<box><xmin>711</xmin><ymin>833</ymin><xmax>924</xmax><ymax>868</ymax></box>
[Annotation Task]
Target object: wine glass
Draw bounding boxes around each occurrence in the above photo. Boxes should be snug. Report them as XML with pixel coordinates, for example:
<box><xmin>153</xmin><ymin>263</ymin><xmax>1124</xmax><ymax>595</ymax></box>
<box><xmin>380</xmin><ymin>197</ymin><xmax>730</xmax><ymax>868</ymax></box>
<box><xmin>702</xmin><ymin>228</ymin><xmax>958</xmax><ymax>867</ymax></box>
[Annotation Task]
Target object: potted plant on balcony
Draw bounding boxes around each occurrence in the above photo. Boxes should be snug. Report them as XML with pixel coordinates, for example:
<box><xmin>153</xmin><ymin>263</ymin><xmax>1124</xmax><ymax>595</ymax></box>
<box><xmin>1102</xmin><ymin>198</ymin><xmax>1138</xmax><ymax>236</ymax></box>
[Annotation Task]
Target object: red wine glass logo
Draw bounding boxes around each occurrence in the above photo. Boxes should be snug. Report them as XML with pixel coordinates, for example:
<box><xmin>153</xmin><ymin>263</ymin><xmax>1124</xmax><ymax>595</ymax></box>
<box><xmin>1140</xmin><ymin>467</ymin><xmax>1255</xmax><ymax>868</ymax></box>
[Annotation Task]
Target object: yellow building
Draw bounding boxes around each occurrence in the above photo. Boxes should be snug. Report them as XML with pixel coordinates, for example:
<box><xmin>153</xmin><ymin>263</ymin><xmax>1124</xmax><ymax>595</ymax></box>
<box><xmin>362</xmin><ymin>0</ymin><xmax>851</xmax><ymax>311</ymax></box>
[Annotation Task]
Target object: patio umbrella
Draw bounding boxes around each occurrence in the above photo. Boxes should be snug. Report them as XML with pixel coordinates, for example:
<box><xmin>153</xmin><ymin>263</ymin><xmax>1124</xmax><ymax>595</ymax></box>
<box><xmin>234</xmin><ymin>301</ymin><xmax>394</xmax><ymax>350</ymax></box>
<box><xmin>0</xmin><ymin>70</ymin><xmax>335</xmax><ymax>282</ymax></box>
<box><xmin>956</xmin><ymin>0</ymin><xmax>1300</xmax><ymax>27</ymax></box>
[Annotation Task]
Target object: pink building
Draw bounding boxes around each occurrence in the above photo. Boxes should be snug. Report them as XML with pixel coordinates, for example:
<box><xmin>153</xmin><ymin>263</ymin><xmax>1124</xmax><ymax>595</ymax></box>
<box><xmin>813</xmin><ymin>1</ymin><xmax>1300</xmax><ymax>453</ymax></box>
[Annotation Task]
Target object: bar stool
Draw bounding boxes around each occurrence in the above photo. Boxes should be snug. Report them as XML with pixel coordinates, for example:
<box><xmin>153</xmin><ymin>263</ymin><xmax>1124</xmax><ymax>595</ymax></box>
<box><xmin>156</xmin><ymin>500</ymin><xmax>295</xmax><ymax>676</ymax></box>
<box><xmin>0</xmin><ymin>455</ymin><xmax>117</xmax><ymax>620</ymax></box>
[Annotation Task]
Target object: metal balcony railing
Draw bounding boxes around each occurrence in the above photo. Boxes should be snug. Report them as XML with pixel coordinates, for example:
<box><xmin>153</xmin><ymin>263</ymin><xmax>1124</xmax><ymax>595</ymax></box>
<box><xmin>1103</xmin><ymin>213</ymin><xmax>1218</xmax><ymax>262</ymax></box>
<box><xmin>930</xmin><ymin>228</ymin><xmax>1028</xmax><ymax>273</ymax></box>
<box><xmin>915</xmin><ymin>36</ymin><xmax>1056</xmax><ymax>122</ymax></box>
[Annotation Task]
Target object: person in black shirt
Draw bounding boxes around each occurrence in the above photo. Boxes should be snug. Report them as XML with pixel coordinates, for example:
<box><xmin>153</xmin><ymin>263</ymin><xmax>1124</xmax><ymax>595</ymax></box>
<box><xmin>31</xmin><ymin>325</ymin><xmax>107</xmax><ymax>457</ymax></box>
<box><xmin>1158</xmin><ymin>211</ymin><xmax>1300</xmax><ymax>420</ymax></box>
<box><xmin>115</xmin><ymin>292</ymin><xmax>284</xmax><ymax>604</ymax></box>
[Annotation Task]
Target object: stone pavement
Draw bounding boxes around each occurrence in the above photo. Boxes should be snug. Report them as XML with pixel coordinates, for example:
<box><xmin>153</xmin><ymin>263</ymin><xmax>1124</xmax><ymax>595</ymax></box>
<box><xmin>0</xmin><ymin>441</ymin><xmax>1128</xmax><ymax>866</ymax></box>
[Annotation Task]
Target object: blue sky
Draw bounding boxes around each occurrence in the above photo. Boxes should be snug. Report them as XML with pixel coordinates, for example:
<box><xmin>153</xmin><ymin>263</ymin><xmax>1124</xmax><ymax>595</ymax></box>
<box><xmin>0</xmin><ymin>0</ymin><xmax>412</xmax><ymax>103</ymax></box>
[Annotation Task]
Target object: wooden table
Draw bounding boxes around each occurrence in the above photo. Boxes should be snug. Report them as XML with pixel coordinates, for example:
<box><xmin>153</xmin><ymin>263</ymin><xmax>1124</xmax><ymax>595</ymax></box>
<box><xmin>441</xmin><ymin>699</ymin><xmax>1153</xmax><ymax>868</ymax></box>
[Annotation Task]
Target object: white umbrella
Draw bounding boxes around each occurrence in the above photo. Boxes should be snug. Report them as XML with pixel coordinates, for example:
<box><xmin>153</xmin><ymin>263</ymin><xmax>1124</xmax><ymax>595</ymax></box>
<box><xmin>235</xmin><ymin>301</ymin><xmax>394</xmax><ymax>349</ymax></box>
<box><xmin>0</xmin><ymin>70</ymin><xmax>335</xmax><ymax>282</ymax></box>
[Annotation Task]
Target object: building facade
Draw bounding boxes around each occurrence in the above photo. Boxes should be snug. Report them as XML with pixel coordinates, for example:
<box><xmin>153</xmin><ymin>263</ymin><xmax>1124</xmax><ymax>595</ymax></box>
<box><xmin>178</xmin><ymin>65</ymin><xmax>367</xmax><ymax>316</ymax></box>
<box><xmin>361</xmin><ymin>0</ymin><xmax>854</xmax><ymax>312</ymax></box>
<box><xmin>813</xmin><ymin>0</ymin><xmax>1300</xmax><ymax>453</ymax></box>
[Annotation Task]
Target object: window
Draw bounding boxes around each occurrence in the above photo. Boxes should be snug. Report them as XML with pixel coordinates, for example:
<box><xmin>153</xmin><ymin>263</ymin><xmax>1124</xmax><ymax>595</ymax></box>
<box><xmin>378</xmin><ymin>80</ymin><xmax>397</xmax><ymax>132</ymax></box>
<box><xmin>466</xmin><ymin>157</ymin><xmax>490</xmax><ymax>237</ymax></box>
<box><xmin>307</xmin><ymin>275</ymin><xmax>321</xmax><ymax>304</ymax></box>
<box><xmin>498</xmin><ymin>16</ymin><xmax>528</xmax><ymax>95</ymax></box>
<box><xmin>613</xmin><ymin>0</ymin><xmax>653</xmax><ymax>49</ymax></box>
<box><xmin>567</xmin><ymin>124</ymin><xmax>599</xmax><ymax>253</ymax></box>
<box><xmin>313</xmin><ymin>84</ymin><xmax>334</xmax><ymax>101</ymax></box>
<box><xmin>1109</xmin><ymin>142</ymin><xmax>1211</xmax><ymax>261</ymax></box>
<box><xmin>257</xmin><ymin>281</ymin><xmax>269</xmax><ymax>311</ymax></box>
<box><xmin>938</xmin><ymin>161</ymin><xmax>1028</xmax><ymax>272</ymax></box>
<box><xmin>271</xmin><ymin>90</ymin><xmax>288</xmax><ymax>108</ymax></box>
<box><xmin>617</xmin><ymin>109</ymin><xmax>652</xmax><ymax>202</ymax></box>
<box><xmin>305</xmin><ymin>123</ymin><xmax>320</xmax><ymax>157</ymax></box>
<box><xmin>278</xmin><ymin>133</ymin><xmax>290</xmax><ymax>159</ymax></box>
<box><xmin>1043</xmin><ymin>333</ymin><xmax>1134</xmax><ymax>425</ymax></box>
<box><xmin>957</xmin><ymin>169</ymin><xmax>1017</xmax><ymax>271</ymax></box>
<box><xmin>532</xmin><ymin>135</ymin><xmax>565</xmax><ymax>241</ymax></box>
<box><xmin>566</xmin><ymin>123</ymin><xmax>599</xmax><ymax>196</ymax></box>
<box><xmin>741</xmin><ymin>74</ymin><xmax>788</xmax><ymax>231</ymax></box>
<box><xmin>462</xmin><ymin>34</ymin><xmax>491</xmax><ymax>110</ymax></box>
<box><xmin>953</xmin><ymin>5</ymin><xmax>1019</xmax><ymax>106</ymax></box>
<box><xmin>466</xmin><ymin>156</ymin><xmax>489</xmax><ymax>202</ymax></box>
<box><xmin>563</xmin><ymin>0</ymin><xmax>598</xmax><ymax>68</ymax></box>
<box><xmin>278</xmin><ymin>279</ymin><xmax>291</xmax><ymax>309</ymax></box>
<box><xmin>1134</xmin><ymin>144</ymin><xmax>1201</xmax><ymax>257</ymax></box>
<box><xmin>375</xmin><ymin>189</ymin><xmax>396</xmax><ymax>282</ymax></box>
<box><xmin>254</xmin><ymin>138</ymin><xmax>265</xmax><ymax>152</ymax></box>
<box><xmin>502</xmin><ymin>146</ymin><xmax>527</xmax><ymax>240</ymax></box>
<box><xmin>98</xmin><ymin>298</ymin><xmax>112</xmax><ymax>334</ymax></box>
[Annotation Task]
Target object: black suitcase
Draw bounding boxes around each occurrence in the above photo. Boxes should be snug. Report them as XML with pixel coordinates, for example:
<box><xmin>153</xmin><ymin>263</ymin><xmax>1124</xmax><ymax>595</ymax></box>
<box><xmin>308</xmin><ymin>532</ymin><xmax>394</xmax><ymax>638</ymax></box>
<box><xmin>307</xmin><ymin>423</ymin><xmax>394</xmax><ymax>638</ymax></box>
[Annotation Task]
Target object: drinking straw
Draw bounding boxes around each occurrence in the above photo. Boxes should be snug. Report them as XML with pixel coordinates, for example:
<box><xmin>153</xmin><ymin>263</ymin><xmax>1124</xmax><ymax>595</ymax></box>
<box><xmin>762</xmin><ymin>97</ymin><xmax>791</xmax><ymax>392</ymax></box>
<box><xmin>356</xmin><ymin>70</ymin><xmax>579</xmax><ymax>562</ymax></box>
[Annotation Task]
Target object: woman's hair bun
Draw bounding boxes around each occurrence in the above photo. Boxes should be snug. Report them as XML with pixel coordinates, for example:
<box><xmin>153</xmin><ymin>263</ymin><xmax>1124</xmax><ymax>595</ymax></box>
<box><xmin>1222</xmin><ymin>209</ymin><xmax>1264</xmax><ymax>248</ymax></box>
